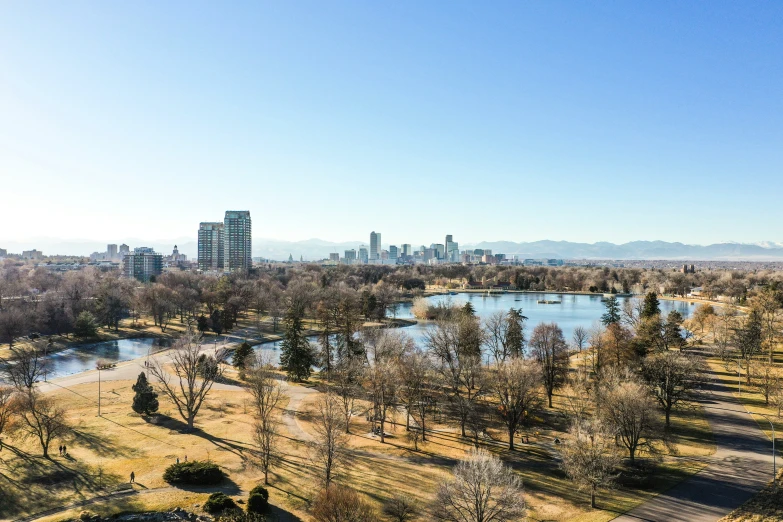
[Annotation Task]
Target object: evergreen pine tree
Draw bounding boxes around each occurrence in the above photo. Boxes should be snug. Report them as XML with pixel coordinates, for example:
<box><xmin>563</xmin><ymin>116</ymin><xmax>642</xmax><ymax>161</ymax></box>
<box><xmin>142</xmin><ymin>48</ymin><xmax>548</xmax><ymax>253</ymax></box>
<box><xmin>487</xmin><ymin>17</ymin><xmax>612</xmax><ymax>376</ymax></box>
<box><xmin>505</xmin><ymin>308</ymin><xmax>527</xmax><ymax>357</ymax></box>
<box><xmin>280</xmin><ymin>306</ymin><xmax>316</xmax><ymax>382</ymax></box>
<box><xmin>132</xmin><ymin>372</ymin><xmax>159</xmax><ymax>415</ymax></box>
<box><xmin>641</xmin><ymin>292</ymin><xmax>661</xmax><ymax>319</ymax></box>
<box><xmin>232</xmin><ymin>342</ymin><xmax>254</xmax><ymax>369</ymax></box>
<box><xmin>462</xmin><ymin>302</ymin><xmax>476</xmax><ymax>317</ymax></box>
<box><xmin>601</xmin><ymin>296</ymin><xmax>621</xmax><ymax>326</ymax></box>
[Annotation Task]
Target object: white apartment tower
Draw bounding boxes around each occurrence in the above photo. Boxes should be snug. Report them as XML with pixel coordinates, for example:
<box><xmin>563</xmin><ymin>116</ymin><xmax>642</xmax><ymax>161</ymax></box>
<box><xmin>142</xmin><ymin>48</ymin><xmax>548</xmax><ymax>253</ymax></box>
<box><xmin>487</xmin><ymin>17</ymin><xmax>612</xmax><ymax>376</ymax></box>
<box><xmin>370</xmin><ymin>231</ymin><xmax>381</xmax><ymax>260</ymax></box>
<box><xmin>224</xmin><ymin>210</ymin><xmax>252</xmax><ymax>272</ymax></box>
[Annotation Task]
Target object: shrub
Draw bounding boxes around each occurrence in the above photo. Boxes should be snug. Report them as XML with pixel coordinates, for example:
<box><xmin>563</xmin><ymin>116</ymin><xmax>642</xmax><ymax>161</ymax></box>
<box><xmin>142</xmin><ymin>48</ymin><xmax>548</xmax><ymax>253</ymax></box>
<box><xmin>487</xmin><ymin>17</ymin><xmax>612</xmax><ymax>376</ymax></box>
<box><xmin>247</xmin><ymin>494</ymin><xmax>268</xmax><ymax>514</ymax></box>
<box><xmin>204</xmin><ymin>492</ymin><xmax>237</xmax><ymax>514</ymax></box>
<box><xmin>247</xmin><ymin>485</ymin><xmax>269</xmax><ymax>514</ymax></box>
<box><xmin>311</xmin><ymin>486</ymin><xmax>376</xmax><ymax>522</ymax></box>
<box><xmin>162</xmin><ymin>461</ymin><xmax>224</xmax><ymax>485</ymax></box>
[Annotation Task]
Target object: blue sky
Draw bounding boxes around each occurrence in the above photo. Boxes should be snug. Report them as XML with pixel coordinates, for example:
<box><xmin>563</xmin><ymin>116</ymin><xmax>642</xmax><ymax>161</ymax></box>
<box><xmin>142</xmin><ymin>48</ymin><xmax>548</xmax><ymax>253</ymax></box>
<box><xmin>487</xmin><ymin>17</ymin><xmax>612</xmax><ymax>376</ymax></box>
<box><xmin>1</xmin><ymin>1</ymin><xmax>781</xmax><ymax>248</ymax></box>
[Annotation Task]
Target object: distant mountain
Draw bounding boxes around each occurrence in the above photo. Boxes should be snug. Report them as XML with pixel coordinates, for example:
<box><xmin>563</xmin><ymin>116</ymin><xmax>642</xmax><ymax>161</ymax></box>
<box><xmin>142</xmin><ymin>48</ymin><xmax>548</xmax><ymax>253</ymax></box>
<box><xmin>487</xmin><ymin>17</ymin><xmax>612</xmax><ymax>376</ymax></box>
<box><xmin>464</xmin><ymin>240</ymin><xmax>783</xmax><ymax>261</ymax></box>
<box><xmin>4</xmin><ymin>237</ymin><xmax>783</xmax><ymax>261</ymax></box>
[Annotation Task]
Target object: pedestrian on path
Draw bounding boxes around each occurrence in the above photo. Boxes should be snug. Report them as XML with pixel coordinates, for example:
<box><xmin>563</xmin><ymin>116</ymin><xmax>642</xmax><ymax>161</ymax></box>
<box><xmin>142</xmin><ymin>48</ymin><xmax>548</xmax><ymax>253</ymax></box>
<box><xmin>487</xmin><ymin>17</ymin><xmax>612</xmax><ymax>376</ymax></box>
<box><xmin>62</xmin><ymin>444</ymin><xmax>67</xmax><ymax>456</ymax></box>
<box><xmin>58</xmin><ymin>445</ymin><xmax>63</xmax><ymax>456</ymax></box>
<box><xmin>130</xmin><ymin>471</ymin><xmax>135</xmax><ymax>483</ymax></box>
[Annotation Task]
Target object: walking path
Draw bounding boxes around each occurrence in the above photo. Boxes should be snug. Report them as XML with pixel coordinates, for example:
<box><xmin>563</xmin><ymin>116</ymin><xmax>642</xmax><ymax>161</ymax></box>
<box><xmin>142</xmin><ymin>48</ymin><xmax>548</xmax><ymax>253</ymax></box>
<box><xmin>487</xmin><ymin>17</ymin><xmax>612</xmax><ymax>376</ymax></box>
<box><xmin>613</xmin><ymin>367</ymin><xmax>774</xmax><ymax>522</ymax></box>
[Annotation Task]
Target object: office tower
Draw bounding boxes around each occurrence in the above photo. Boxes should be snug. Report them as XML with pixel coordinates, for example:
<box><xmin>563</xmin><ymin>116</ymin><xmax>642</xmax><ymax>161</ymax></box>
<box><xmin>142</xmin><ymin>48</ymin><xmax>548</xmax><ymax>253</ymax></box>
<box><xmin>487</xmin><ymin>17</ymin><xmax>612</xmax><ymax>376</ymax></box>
<box><xmin>431</xmin><ymin>243</ymin><xmax>445</xmax><ymax>260</ymax></box>
<box><xmin>198</xmin><ymin>222</ymin><xmax>225</xmax><ymax>271</ymax></box>
<box><xmin>123</xmin><ymin>247</ymin><xmax>162</xmax><ymax>282</ymax></box>
<box><xmin>0</xmin><ymin>248</ymin><xmax>6</xmax><ymax>257</ymax></box>
<box><xmin>119</xmin><ymin>244</ymin><xmax>130</xmax><ymax>255</ymax></box>
<box><xmin>224</xmin><ymin>210</ymin><xmax>252</xmax><ymax>272</ymax></box>
<box><xmin>329</xmin><ymin>253</ymin><xmax>339</xmax><ymax>262</ymax></box>
<box><xmin>370</xmin><ymin>231</ymin><xmax>381</xmax><ymax>260</ymax></box>
<box><xmin>389</xmin><ymin>245</ymin><xmax>398</xmax><ymax>260</ymax></box>
<box><xmin>107</xmin><ymin>244</ymin><xmax>118</xmax><ymax>260</ymax></box>
<box><xmin>359</xmin><ymin>247</ymin><xmax>369</xmax><ymax>264</ymax></box>
<box><xmin>345</xmin><ymin>249</ymin><xmax>357</xmax><ymax>261</ymax></box>
<box><xmin>402</xmin><ymin>244</ymin><xmax>412</xmax><ymax>256</ymax></box>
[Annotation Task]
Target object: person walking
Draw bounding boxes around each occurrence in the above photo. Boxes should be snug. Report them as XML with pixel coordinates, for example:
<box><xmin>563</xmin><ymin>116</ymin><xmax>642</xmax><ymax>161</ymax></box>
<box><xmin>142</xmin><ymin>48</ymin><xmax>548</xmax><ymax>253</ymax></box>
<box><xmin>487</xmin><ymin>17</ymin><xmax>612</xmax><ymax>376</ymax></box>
<box><xmin>58</xmin><ymin>445</ymin><xmax>63</xmax><ymax>456</ymax></box>
<box><xmin>62</xmin><ymin>444</ymin><xmax>67</xmax><ymax>456</ymax></box>
<box><xmin>130</xmin><ymin>471</ymin><xmax>135</xmax><ymax>483</ymax></box>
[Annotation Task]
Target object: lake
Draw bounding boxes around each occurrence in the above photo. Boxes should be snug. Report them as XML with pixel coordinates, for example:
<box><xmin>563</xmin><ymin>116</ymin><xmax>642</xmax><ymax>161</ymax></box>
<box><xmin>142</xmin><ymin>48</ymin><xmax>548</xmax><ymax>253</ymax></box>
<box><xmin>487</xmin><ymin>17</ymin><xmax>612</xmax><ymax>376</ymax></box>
<box><xmin>31</xmin><ymin>293</ymin><xmax>696</xmax><ymax>377</ymax></box>
<box><xmin>258</xmin><ymin>292</ymin><xmax>696</xmax><ymax>364</ymax></box>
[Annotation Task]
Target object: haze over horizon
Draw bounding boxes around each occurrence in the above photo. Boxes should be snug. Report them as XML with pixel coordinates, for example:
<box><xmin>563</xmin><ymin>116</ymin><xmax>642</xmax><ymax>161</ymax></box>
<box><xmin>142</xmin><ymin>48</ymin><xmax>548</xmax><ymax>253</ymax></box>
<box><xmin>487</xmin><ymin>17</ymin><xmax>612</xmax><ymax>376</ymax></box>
<box><xmin>2</xmin><ymin>2</ymin><xmax>781</xmax><ymax>246</ymax></box>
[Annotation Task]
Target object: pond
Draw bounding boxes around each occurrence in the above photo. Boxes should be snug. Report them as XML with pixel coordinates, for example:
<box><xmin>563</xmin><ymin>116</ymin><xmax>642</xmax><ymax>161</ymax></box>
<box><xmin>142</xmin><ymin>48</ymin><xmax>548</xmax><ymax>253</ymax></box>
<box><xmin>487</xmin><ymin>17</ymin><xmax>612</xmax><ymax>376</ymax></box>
<box><xmin>41</xmin><ymin>338</ymin><xmax>171</xmax><ymax>379</ymax></box>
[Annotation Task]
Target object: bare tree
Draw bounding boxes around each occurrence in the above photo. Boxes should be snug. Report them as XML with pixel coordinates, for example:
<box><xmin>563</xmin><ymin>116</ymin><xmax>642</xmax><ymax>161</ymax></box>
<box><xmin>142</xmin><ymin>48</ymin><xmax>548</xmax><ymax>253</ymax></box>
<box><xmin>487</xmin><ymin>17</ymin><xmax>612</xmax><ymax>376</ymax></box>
<box><xmin>489</xmin><ymin>357</ymin><xmax>540</xmax><ymax>450</ymax></box>
<box><xmin>1</xmin><ymin>343</ymin><xmax>48</xmax><ymax>391</ymax></box>
<box><xmin>15</xmin><ymin>391</ymin><xmax>69</xmax><ymax>458</ymax></box>
<box><xmin>572</xmin><ymin>326</ymin><xmax>588</xmax><ymax>353</ymax></box>
<box><xmin>0</xmin><ymin>386</ymin><xmax>16</xmax><ymax>451</ymax></box>
<box><xmin>248</xmin><ymin>352</ymin><xmax>285</xmax><ymax>485</ymax></box>
<box><xmin>310</xmin><ymin>391</ymin><xmax>347</xmax><ymax>487</ymax></box>
<box><xmin>311</xmin><ymin>485</ymin><xmax>377</xmax><ymax>522</ymax></box>
<box><xmin>529</xmin><ymin>323</ymin><xmax>569</xmax><ymax>408</ymax></box>
<box><xmin>641</xmin><ymin>351</ymin><xmax>707</xmax><ymax>428</ymax></box>
<box><xmin>562</xmin><ymin>370</ymin><xmax>593</xmax><ymax>428</ymax></box>
<box><xmin>434</xmin><ymin>449</ymin><xmax>525</xmax><ymax>522</ymax></box>
<box><xmin>0</xmin><ymin>307</ymin><xmax>27</xmax><ymax>349</ymax></box>
<box><xmin>148</xmin><ymin>329</ymin><xmax>223</xmax><ymax>430</ymax></box>
<box><xmin>331</xmin><ymin>357</ymin><xmax>363</xmax><ymax>433</ymax></box>
<box><xmin>398</xmin><ymin>348</ymin><xmax>433</xmax><ymax>442</ymax></box>
<box><xmin>383</xmin><ymin>493</ymin><xmax>418</xmax><ymax>522</ymax></box>
<box><xmin>561</xmin><ymin>418</ymin><xmax>620</xmax><ymax>508</ymax></box>
<box><xmin>600</xmin><ymin>377</ymin><xmax>661</xmax><ymax>462</ymax></box>
<box><xmin>365</xmin><ymin>359</ymin><xmax>398</xmax><ymax>444</ymax></box>
<box><xmin>426</xmin><ymin>321</ymin><xmax>485</xmax><ymax>438</ymax></box>
<box><xmin>751</xmin><ymin>358</ymin><xmax>781</xmax><ymax>406</ymax></box>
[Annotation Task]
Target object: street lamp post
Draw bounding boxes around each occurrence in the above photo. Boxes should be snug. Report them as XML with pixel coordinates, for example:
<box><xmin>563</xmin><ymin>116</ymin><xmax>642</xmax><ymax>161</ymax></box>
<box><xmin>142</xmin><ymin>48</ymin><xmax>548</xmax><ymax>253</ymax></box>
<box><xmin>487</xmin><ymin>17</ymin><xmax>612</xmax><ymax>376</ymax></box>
<box><xmin>96</xmin><ymin>363</ymin><xmax>102</xmax><ymax>417</ymax></box>
<box><xmin>751</xmin><ymin>412</ymin><xmax>776</xmax><ymax>486</ymax></box>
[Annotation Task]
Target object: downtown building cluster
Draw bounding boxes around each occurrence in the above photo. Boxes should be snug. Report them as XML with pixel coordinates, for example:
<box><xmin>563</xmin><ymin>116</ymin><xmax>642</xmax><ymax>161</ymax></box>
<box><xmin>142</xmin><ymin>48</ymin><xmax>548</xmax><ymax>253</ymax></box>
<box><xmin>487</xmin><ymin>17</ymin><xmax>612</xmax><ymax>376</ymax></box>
<box><xmin>197</xmin><ymin>211</ymin><xmax>252</xmax><ymax>272</ymax></box>
<box><xmin>331</xmin><ymin>232</ymin><xmax>510</xmax><ymax>266</ymax></box>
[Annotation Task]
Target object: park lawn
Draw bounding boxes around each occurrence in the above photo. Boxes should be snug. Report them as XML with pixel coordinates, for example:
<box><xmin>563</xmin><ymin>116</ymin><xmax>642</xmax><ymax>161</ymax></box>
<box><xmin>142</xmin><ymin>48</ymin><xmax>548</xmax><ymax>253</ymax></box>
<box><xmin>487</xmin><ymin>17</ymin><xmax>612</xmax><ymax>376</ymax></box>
<box><xmin>2</xmin><ymin>355</ymin><xmax>716</xmax><ymax>522</ymax></box>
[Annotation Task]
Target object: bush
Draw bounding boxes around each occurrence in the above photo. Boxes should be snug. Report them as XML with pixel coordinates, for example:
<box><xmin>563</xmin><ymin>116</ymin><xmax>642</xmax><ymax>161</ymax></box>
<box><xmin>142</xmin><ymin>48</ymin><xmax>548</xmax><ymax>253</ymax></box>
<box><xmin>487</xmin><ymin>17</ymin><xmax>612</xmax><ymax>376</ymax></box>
<box><xmin>247</xmin><ymin>485</ymin><xmax>269</xmax><ymax>514</ymax></box>
<box><xmin>204</xmin><ymin>492</ymin><xmax>237</xmax><ymax>514</ymax></box>
<box><xmin>162</xmin><ymin>461</ymin><xmax>224</xmax><ymax>485</ymax></box>
<box><xmin>311</xmin><ymin>486</ymin><xmax>376</xmax><ymax>522</ymax></box>
<box><xmin>247</xmin><ymin>494</ymin><xmax>268</xmax><ymax>514</ymax></box>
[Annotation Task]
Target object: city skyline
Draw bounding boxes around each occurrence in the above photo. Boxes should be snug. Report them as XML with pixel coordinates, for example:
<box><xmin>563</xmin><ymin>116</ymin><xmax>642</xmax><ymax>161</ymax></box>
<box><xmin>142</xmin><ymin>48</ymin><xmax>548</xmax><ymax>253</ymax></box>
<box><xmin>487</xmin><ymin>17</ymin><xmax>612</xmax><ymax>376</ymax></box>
<box><xmin>1</xmin><ymin>2</ymin><xmax>782</xmax><ymax>246</ymax></box>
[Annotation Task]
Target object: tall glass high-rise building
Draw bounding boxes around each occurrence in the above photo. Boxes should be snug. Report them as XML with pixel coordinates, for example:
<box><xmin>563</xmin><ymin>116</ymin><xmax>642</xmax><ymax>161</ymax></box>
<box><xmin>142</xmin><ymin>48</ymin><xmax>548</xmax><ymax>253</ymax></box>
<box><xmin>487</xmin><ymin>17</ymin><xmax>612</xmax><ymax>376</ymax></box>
<box><xmin>198</xmin><ymin>222</ymin><xmax>224</xmax><ymax>271</ymax></box>
<box><xmin>370</xmin><ymin>231</ymin><xmax>381</xmax><ymax>261</ymax></box>
<box><xmin>224</xmin><ymin>211</ymin><xmax>252</xmax><ymax>271</ymax></box>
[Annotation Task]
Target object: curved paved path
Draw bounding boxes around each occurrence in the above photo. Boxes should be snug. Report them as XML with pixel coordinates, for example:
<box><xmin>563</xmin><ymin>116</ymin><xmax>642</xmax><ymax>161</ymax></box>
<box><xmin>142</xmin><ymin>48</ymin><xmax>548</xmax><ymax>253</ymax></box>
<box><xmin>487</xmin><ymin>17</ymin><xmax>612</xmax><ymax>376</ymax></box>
<box><xmin>613</xmin><ymin>367</ymin><xmax>774</xmax><ymax>522</ymax></box>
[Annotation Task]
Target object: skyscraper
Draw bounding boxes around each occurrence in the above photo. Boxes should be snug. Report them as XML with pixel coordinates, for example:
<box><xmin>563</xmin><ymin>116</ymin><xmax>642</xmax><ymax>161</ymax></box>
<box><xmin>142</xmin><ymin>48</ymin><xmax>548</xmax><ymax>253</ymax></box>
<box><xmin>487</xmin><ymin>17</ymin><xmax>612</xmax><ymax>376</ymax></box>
<box><xmin>359</xmin><ymin>247</ymin><xmax>369</xmax><ymax>264</ymax></box>
<box><xmin>402</xmin><ymin>244</ymin><xmax>412</xmax><ymax>257</ymax></box>
<box><xmin>198</xmin><ymin>222</ymin><xmax>225</xmax><ymax>271</ymax></box>
<box><xmin>389</xmin><ymin>245</ymin><xmax>398</xmax><ymax>260</ymax></box>
<box><xmin>107</xmin><ymin>244</ymin><xmax>118</xmax><ymax>260</ymax></box>
<box><xmin>370</xmin><ymin>231</ymin><xmax>381</xmax><ymax>261</ymax></box>
<box><xmin>224</xmin><ymin>211</ymin><xmax>252</xmax><ymax>271</ymax></box>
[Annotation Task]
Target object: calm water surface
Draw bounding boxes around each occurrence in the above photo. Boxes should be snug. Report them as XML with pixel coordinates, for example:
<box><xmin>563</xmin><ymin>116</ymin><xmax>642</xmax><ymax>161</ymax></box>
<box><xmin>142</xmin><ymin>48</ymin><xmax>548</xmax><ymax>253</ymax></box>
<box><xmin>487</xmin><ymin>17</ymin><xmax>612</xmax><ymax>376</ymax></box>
<box><xmin>38</xmin><ymin>293</ymin><xmax>695</xmax><ymax>376</ymax></box>
<box><xmin>43</xmin><ymin>338</ymin><xmax>170</xmax><ymax>379</ymax></box>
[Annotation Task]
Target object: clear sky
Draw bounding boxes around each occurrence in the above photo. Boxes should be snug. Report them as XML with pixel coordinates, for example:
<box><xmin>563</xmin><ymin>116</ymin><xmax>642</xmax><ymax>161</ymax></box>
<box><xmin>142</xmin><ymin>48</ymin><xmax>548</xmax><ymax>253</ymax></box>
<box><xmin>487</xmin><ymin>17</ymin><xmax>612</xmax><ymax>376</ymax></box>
<box><xmin>1</xmin><ymin>1</ymin><xmax>781</xmax><ymax>248</ymax></box>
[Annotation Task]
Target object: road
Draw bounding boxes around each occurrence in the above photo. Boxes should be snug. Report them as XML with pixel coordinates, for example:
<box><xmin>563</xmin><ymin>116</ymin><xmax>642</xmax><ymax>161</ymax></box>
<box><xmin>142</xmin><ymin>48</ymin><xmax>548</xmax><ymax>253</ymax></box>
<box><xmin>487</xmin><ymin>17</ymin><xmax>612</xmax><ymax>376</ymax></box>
<box><xmin>613</xmin><ymin>367</ymin><xmax>774</xmax><ymax>522</ymax></box>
